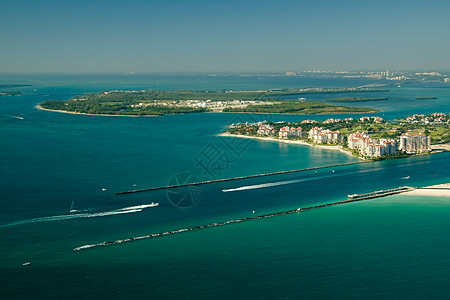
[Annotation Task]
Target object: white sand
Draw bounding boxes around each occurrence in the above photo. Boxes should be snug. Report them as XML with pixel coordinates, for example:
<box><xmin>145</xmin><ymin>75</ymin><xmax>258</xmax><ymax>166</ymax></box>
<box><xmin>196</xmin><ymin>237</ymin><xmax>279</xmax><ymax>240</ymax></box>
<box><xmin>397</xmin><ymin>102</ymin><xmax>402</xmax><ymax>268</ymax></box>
<box><xmin>403</xmin><ymin>183</ymin><xmax>450</xmax><ymax>197</ymax></box>
<box><xmin>36</xmin><ymin>105</ymin><xmax>159</xmax><ymax>117</ymax></box>
<box><xmin>218</xmin><ymin>132</ymin><xmax>363</xmax><ymax>159</ymax></box>
<box><xmin>431</xmin><ymin>144</ymin><xmax>450</xmax><ymax>151</ymax></box>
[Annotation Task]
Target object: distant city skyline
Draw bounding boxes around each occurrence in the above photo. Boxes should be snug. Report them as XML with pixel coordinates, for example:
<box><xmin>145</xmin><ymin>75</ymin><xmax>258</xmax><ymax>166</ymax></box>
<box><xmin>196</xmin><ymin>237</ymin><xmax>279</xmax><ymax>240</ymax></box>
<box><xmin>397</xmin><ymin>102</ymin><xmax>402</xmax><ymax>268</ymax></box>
<box><xmin>1</xmin><ymin>0</ymin><xmax>450</xmax><ymax>74</ymax></box>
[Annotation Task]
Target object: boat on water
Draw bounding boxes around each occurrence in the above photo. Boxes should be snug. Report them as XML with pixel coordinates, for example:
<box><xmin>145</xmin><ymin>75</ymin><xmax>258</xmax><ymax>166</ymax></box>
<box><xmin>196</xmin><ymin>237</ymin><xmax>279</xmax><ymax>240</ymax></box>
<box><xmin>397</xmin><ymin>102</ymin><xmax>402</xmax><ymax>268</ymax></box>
<box><xmin>402</xmin><ymin>176</ymin><xmax>411</xmax><ymax>179</ymax></box>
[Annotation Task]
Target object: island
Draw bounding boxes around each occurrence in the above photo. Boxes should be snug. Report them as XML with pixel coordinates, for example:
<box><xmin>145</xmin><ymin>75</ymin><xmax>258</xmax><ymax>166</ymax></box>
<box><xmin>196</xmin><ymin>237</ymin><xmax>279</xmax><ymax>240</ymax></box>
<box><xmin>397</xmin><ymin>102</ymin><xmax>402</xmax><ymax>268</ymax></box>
<box><xmin>415</xmin><ymin>97</ymin><xmax>437</xmax><ymax>100</ymax></box>
<box><xmin>37</xmin><ymin>87</ymin><xmax>382</xmax><ymax>116</ymax></box>
<box><xmin>220</xmin><ymin>113</ymin><xmax>450</xmax><ymax>160</ymax></box>
<box><xmin>0</xmin><ymin>91</ymin><xmax>22</xmax><ymax>96</ymax></box>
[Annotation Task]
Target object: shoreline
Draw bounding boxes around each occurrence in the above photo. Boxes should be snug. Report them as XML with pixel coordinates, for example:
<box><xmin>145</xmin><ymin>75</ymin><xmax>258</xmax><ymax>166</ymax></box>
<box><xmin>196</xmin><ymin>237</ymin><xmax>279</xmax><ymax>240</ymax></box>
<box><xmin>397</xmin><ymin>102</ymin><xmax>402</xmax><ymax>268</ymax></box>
<box><xmin>431</xmin><ymin>144</ymin><xmax>450</xmax><ymax>151</ymax></box>
<box><xmin>403</xmin><ymin>183</ymin><xmax>450</xmax><ymax>197</ymax></box>
<box><xmin>218</xmin><ymin>132</ymin><xmax>449</xmax><ymax>161</ymax></box>
<box><xmin>36</xmin><ymin>104</ymin><xmax>379</xmax><ymax>117</ymax></box>
<box><xmin>35</xmin><ymin>105</ymin><xmax>160</xmax><ymax>117</ymax></box>
<box><xmin>218</xmin><ymin>132</ymin><xmax>363</xmax><ymax>160</ymax></box>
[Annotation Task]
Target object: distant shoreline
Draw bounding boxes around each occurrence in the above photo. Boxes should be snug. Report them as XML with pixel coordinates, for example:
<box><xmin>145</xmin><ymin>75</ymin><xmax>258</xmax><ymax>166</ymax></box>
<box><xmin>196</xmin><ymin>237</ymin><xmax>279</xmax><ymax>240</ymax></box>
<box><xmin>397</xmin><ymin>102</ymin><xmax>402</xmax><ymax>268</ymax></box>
<box><xmin>218</xmin><ymin>132</ymin><xmax>363</xmax><ymax>160</ymax></box>
<box><xmin>35</xmin><ymin>105</ymin><xmax>160</xmax><ymax>117</ymax></box>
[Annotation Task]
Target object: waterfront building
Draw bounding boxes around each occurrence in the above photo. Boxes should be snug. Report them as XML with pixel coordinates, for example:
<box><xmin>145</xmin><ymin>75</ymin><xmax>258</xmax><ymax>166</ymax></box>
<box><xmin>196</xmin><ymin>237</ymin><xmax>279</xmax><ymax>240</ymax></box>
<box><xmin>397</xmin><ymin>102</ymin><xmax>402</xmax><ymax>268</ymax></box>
<box><xmin>359</xmin><ymin>116</ymin><xmax>384</xmax><ymax>123</ymax></box>
<box><xmin>347</xmin><ymin>132</ymin><xmax>399</xmax><ymax>158</ymax></box>
<box><xmin>399</xmin><ymin>132</ymin><xmax>431</xmax><ymax>154</ymax></box>
<box><xmin>308</xmin><ymin>127</ymin><xmax>323</xmax><ymax>138</ymax></box>
<box><xmin>348</xmin><ymin>132</ymin><xmax>373</xmax><ymax>150</ymax></box>
<box><xmin>257</xmin><ymin>124</ymin><xmax>277</xmax><ymax>136</ymax></box>
<box><xmin>323</xmin><ymin>118</ymin><xmax>341</xmax><ymax>124</ymax></box>
<box><xmin>309</xmin><ymin>128</ymin><xmax>342</xmax><ymax>144</ymax></box>
<box><xmin>290</xmin><ymin>127</ymin><xmax>304</xmax><ymax>138</ymax></box>
<box><xmin>301</xmin><ymin>119</ymin><xmax>319</xmax><ymax>124</ymax></box>
<box><xmin>278</xmin><ymin>126</ymin><xmax>305</xmax><ymax>139</ymax></box>
<box><xmin>379</xmin><ymin>139</ymin><xmax>399</xmax><ymax>156</ymax></box>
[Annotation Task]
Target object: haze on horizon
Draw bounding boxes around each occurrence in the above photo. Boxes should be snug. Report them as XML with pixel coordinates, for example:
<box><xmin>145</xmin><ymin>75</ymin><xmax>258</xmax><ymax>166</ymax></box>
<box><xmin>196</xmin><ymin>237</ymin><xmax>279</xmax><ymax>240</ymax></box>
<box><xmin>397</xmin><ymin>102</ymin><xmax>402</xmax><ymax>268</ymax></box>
<box><xmin>1</xmin><ymin>0</ymin><xmax>450</xmax><ymax>74</ymax></box>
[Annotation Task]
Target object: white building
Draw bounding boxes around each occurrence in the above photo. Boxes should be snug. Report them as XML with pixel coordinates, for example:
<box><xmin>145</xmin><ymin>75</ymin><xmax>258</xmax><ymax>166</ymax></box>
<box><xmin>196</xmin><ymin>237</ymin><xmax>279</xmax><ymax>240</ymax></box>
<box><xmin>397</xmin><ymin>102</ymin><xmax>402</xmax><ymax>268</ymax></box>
<box><xmin>399</xmin><ymin>132</ymin><xmax>431</xmax><ymax>154</ymax></box>
<box><xmin>257</xmin><ymin>124</ymin><xmax>277</xmax><ymax>136</ymax></box>
<box><xmin>309</xmin><ymin>127</ymin><xmax>342</xmax><ymax>144</ymax></box>
<box><xmin>278</xmin><ymin>126</ymin><xmax>305</xmax><ymax>139</ymax></box>
<box><xmin>347</xmin><ymin>132</ymin><xmax>399</xmax><ymax>158</ymax></box>
<box><xmin>359</xmin><ymin>116</ymin><xmax>384</xmax><ymax>123</ymax></box>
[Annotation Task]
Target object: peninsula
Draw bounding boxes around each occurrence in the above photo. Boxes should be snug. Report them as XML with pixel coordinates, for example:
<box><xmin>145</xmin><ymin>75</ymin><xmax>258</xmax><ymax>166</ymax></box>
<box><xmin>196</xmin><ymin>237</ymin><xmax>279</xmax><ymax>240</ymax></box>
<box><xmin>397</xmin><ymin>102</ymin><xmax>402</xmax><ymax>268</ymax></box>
<box><xmin>38</xmin><ymin>87</ymin><xmax>381</xmax><ymax>116</ymax></box>
<box><xmin>221</xmin><ymin>113</ymin><xmax>450</xmax><ymax>160</ymax></box>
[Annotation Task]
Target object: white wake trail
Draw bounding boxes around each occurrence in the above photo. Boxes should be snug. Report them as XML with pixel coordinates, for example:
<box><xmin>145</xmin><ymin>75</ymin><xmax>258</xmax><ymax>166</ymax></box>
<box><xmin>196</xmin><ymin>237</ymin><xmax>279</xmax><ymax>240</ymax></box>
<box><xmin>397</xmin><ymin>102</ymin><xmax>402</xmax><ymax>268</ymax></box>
<box><xmin>0</xmin><ymin>203</ymin><xmax>158</xmax><ymax>228</ymax></box>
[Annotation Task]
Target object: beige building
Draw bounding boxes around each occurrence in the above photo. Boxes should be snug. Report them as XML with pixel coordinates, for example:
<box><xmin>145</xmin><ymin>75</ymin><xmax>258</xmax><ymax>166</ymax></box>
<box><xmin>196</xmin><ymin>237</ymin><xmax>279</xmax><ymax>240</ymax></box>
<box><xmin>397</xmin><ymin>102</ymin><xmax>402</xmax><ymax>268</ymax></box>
<box><xmin>257</xmin><ymin>124</ymin><xmax>276</xmax><ymax>136</ymax></box>
<box><xmin>347</xmin><ymin>132</ymin><xmax>399</xmax><ymax>158</ymax></box>
<box><xmin>399</xmin><ymin>132</ymin><xmax>431</xmax><ymax>154</ymax></box>
<box><xmin>309</xmin><ymin>127</ymin><xmax>343</xmax><ymax>144</ymax></box>
<box><xmin>279</xmin><ymin>126</ymin><xmax>305</xmax><ymax>139</ymax></box>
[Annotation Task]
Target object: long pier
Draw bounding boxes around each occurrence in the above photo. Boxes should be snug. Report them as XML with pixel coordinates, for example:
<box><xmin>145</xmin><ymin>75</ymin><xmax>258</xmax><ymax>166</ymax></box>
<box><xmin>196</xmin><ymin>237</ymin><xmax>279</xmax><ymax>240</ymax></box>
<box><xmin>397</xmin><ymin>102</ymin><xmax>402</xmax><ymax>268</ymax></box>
<box><xmin>74</xmin><ymin>185</ymin><xmax>413</xmax><ymax>251</ymax></box>
<box><xmin>347</xmin><ymin>186</ymin><xmax>415</xmax><ymax>200</ymax></box>
<box><xmin>114</xmin><ymin>161</ymin><xmax>367</xmax><ymax>195</ymax></box>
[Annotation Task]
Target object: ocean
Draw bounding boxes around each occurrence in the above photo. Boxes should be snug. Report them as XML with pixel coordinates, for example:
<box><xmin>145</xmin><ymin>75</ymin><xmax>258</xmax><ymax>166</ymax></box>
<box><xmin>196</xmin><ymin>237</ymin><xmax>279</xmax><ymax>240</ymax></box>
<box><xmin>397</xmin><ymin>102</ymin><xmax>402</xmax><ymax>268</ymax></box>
<box><xmin>1</xmin><ymin>74</ymin><xmax>449</xmax><ymax>299</ymax></box>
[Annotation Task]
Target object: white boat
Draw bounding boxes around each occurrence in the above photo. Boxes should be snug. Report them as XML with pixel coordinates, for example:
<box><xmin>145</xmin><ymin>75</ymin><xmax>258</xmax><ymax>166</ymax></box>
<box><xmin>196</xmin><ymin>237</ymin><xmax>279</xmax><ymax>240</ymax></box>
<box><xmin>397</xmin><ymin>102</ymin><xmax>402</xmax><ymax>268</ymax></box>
<box><xmin>22</xmin><ymin>262</ymin><xmax>31</xmax><ymax>266</ymax></box>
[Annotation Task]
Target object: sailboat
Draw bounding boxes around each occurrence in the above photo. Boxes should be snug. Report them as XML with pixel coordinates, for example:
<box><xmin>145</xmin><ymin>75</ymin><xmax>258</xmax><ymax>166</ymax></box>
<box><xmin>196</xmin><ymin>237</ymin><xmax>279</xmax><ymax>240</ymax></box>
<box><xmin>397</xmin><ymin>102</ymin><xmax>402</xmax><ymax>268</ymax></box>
<box><xmin>69</xmin><ymin>200</ymin><xmax>78</xmax><ymax>213</ymax></box>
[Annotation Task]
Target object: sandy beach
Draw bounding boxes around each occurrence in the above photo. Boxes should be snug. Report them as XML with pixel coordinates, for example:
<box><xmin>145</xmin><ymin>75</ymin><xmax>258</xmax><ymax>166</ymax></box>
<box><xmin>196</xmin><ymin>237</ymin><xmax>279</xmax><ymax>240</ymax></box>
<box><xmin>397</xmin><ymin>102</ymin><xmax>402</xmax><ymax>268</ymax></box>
<box><xmin>404</xmin><ymin>183</ymin><xmax>450</xmax><ymax>197</ymax></box>
<box><xmin>35</xmin><ymin>105</ymin><xmax>160</xmax><ymax>117</ymax></box>
<box><xmin>431</xmin><ymin>144</ymin><xmax>450</xmax><ymax>151</ymax></box>
<box><xmin>218</xmin><ymin>132</ymin><xmax>362</xmax><ymax>160</ymax></box>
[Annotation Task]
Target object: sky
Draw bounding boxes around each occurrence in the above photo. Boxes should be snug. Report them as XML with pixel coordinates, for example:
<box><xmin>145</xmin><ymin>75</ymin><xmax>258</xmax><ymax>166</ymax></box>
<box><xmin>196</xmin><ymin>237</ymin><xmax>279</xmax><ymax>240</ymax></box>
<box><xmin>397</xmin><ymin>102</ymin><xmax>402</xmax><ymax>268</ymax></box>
<box><xmin>1</xmin><ymin>0</ymin><xmax>450</xmax><ymax>73</ymax></box>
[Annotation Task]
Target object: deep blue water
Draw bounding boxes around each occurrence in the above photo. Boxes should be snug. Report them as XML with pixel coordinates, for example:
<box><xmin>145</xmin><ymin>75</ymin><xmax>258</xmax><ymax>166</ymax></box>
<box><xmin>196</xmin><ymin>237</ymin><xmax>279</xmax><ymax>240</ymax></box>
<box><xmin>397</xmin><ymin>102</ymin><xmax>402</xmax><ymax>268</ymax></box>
<box><xmin>1</xmin><ymin>74</ymin><xmax>450</xmax><ymax>299</ymax></box>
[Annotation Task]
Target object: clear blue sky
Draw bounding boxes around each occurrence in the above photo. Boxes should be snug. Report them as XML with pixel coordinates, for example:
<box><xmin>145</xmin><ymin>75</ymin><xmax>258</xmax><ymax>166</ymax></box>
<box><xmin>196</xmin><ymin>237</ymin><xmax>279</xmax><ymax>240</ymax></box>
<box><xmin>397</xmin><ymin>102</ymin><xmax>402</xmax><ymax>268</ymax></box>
<box><xmin>1</xmin><ymin>0</ymin><xmax>450</xmax><ymax>73</ymax></box>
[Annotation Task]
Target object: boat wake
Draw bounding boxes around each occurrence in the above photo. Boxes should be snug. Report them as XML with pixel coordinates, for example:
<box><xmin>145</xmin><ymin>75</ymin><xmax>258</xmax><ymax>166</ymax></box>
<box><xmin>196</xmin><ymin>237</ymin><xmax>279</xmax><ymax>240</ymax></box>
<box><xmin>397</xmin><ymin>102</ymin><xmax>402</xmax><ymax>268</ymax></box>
<box><xmin>0</xmin><ymin>203</ymin><xmax>158</xmax><ymax>228</ymax></box>
<box><xmin>5</xmin><ymin>114</ymin><xmax>24</xmax><ymax>120</ymax></box>
<box><xmin>222</xmin><ymin>167</ymin><xmax>383</xmax><ymax>193</ymax></box>
<box><xmin>223</xmin><ymin>174</ymin><xmax>338</xmax><ymax>192</ymax></box>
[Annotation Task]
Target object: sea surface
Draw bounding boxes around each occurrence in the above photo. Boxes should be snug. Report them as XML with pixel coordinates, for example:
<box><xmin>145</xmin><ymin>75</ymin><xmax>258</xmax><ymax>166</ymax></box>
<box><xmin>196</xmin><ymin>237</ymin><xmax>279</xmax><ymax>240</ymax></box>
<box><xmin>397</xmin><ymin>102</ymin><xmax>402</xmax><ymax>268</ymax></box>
<box><xmin>0</xmin><ymin>74</ymin><xmax>449</xmax><ymax>299</ymax></box>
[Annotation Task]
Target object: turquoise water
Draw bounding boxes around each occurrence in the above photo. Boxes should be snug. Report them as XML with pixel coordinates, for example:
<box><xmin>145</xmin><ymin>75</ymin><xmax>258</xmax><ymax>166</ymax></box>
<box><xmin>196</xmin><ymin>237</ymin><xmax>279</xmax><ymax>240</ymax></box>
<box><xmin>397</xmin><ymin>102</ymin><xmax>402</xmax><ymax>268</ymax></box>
<box><xmin>1</xmin><ymin>74</ymin><xmax>450</xmax><ymax>299</ymax></box>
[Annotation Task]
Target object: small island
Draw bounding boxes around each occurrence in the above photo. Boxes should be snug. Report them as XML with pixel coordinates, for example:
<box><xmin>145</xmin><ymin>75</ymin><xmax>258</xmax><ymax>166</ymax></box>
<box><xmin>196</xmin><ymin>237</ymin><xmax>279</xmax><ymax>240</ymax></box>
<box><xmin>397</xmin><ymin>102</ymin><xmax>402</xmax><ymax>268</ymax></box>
<box><xmin>37</xmin><ymin>87</ymin><xmax>383</xmax><ymax>116</ymax></box>
<box><xmin>0</xmin><ymin>91</ymin><xmax>22</xmax><ymax>96</ymax></box>
<box><xmin>415</xmin><ymin>96</ymin><xmax>437</xmax><ymax>100</ymax></box>
<box><xmin>221</xmin><ymin>113</ymin><xmax>450</xmax><ymax>160</ymax></box>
